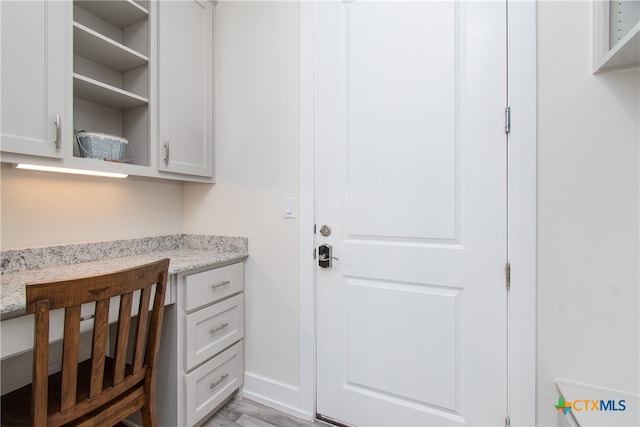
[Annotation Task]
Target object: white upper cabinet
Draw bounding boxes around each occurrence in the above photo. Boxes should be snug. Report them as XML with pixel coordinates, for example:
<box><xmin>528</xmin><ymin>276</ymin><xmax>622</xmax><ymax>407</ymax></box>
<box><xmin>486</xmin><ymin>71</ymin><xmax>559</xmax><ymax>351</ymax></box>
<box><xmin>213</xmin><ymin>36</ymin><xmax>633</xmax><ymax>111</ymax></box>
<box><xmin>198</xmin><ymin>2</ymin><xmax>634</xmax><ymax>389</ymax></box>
<box><xmin>1</xmin><ymin>1</ymin><xmax>69</xmax><ymax>158</ymax></box>
<box><xmin>158</xmin><ymin>0</ymin><xmax>214</xmax><ymax>178</ymax></box>
<box><xmin>1</xmin><ymin>0</ymin><xmax>214</xmax><ymax>182</ymax></box>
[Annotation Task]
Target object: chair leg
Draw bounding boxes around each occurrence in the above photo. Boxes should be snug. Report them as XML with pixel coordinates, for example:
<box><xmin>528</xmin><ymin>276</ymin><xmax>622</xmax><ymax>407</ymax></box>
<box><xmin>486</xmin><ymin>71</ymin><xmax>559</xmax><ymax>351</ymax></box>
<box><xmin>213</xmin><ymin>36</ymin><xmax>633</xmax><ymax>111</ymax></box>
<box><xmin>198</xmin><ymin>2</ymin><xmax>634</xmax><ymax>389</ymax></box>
<box><xmin>140</xmin><ymin>402</ymin><xmax>156</xmax><ymax>427</ymax></box>
<box><xmin>142</xmin><ymin>368</ymin><xmax>158</xmax><ymax>427</ymax></box>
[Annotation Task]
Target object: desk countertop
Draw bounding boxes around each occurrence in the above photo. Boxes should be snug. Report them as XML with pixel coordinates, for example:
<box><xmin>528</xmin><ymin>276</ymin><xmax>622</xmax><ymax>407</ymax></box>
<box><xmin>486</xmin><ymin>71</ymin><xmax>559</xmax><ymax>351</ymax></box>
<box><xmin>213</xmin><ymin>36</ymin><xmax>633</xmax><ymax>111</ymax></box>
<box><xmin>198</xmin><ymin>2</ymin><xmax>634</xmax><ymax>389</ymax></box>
<box><xmin>0</xmin><ymin>235</ymin><xmax>248</xmax><ymax>320</ymax></box>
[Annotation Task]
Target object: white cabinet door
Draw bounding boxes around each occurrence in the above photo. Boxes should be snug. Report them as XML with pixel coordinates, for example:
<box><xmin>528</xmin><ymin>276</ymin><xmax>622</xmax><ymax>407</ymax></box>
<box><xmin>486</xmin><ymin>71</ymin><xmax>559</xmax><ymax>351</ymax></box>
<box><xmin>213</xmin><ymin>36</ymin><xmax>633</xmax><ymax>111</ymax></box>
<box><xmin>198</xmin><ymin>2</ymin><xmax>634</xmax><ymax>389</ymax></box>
<box><xmin>158</xmin><ymin>0</ymin><xmax>214</xmax><ymax>177</ymax></box>
<box><xmin>1</xmin><ymin>1</ymin><xmax>68</xmax><ymax>158</ymax></box>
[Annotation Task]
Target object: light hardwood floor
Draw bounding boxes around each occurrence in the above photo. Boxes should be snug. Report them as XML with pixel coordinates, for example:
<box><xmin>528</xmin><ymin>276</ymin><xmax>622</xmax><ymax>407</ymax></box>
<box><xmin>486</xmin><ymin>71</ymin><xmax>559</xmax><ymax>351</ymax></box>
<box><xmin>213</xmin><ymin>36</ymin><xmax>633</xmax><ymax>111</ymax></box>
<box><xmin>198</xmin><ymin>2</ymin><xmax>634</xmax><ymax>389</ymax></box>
<box><xmin>201</xmin><ymin>394</ymin><xmax>326</xmax><ymax>427</ymax></box>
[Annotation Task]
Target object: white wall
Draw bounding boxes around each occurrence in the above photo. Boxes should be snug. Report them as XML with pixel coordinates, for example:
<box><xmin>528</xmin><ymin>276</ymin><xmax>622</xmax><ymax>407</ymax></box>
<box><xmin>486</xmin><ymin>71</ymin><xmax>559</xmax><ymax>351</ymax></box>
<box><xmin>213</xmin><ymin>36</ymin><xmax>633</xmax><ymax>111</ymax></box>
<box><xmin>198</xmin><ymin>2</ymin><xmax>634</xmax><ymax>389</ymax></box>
<box><xmin>0</xmin><ymin>164</ymin><xmax>184</xmax><ymax>249</ymax></box>
<box><xmin>2</xmin><ymin>2</ymin><xmax>638</xmax><ymax>424</ymax></box>
<box><xmin>182</xmin><ymin>0</ymin><xmax>302</xmax><ymax>412</ymax></box>
<box><xmin>537</xmin><ymin>2</ymin><xmax>639</xmax><ymax>426</ymax></box>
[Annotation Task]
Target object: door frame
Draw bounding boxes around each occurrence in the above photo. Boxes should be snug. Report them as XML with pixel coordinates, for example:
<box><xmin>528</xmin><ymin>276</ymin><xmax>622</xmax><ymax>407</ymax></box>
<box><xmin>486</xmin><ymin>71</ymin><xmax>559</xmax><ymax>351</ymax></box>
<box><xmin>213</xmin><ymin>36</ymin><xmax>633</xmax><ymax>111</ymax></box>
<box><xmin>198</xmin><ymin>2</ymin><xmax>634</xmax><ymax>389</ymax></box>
<box><xmin>298</xmin><ymin>1</ymin><xmax>537</xmax><ymax>425</ymax></box>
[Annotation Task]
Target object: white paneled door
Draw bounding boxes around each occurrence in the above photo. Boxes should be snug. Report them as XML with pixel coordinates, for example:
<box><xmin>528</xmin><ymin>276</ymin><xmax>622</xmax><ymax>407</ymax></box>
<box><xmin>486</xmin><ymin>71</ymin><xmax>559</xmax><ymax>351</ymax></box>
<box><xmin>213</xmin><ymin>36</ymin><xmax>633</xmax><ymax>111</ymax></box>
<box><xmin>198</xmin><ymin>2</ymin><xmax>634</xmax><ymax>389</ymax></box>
<box><xmin>315</xmin><ymin>1</ymin><xmax>508</xmax><ymax>426</ymax></box>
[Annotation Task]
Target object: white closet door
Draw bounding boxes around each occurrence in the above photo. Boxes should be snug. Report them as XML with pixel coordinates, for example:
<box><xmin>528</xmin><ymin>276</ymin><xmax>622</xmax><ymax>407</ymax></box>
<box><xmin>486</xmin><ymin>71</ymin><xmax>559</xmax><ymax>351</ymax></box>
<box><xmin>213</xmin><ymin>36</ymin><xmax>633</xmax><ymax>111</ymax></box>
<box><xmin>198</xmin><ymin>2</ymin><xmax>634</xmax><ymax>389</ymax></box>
<box><xmin>315</xmin><ymin>1</ymin><xmax>508</xmax><ymax>425</ymax></box>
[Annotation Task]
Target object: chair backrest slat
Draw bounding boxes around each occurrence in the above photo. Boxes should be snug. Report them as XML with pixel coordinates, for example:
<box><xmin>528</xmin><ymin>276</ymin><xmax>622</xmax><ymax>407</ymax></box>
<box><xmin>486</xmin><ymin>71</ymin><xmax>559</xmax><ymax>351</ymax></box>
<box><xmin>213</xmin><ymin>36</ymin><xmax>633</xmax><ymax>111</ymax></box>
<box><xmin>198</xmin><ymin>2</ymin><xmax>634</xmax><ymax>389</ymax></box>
<box><xmin>61</xmin><ymin>305</ymin><xmax>81</xmax><ymax>411</ymax></box>
<box><xmin>89</xmin><ymin>299</ymin><xmax>110</xmax><ymax>398</ymax></box>
<box><xmin>113</xmin><ymin>292</ymin><xmax>133</xmax><ymax>385</ymax></box>
<box><xmin>132</xmin><ymin>287</ymin><xmax>152</xmax><ymax>373</ymax></box>
<box><xmin>32</xmin><ymin>300</ymin><xmax>50</xmax><ymax>426</ymax></box>
<box><xmin>144</xmin><ymin>272</ymin><xmax>167</xmax><ymax>370</ymax></box>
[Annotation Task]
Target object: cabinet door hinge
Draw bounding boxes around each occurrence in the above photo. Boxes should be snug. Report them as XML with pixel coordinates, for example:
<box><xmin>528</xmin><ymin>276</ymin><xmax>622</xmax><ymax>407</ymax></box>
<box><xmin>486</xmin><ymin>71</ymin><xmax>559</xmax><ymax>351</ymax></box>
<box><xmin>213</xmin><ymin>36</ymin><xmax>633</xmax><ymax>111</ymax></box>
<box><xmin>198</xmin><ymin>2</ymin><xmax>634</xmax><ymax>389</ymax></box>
<box><xmin>505</xmin><ymin>262</ymin><xmax>511</xmax><ymax>290</ymax></box>
<box><xmin>163</xmin><ymin>141</ymin><xmax>170</xmax><ymax>165</ymax></box>
<box><xmin>505</xmin><ymin>415</ymin><xmax>511</xmax><ymax>427</ymax></box>
<box><xmin>505</xmin><ymin>106</ymin><xmax>511</xmax><ymax>134</ymax></box>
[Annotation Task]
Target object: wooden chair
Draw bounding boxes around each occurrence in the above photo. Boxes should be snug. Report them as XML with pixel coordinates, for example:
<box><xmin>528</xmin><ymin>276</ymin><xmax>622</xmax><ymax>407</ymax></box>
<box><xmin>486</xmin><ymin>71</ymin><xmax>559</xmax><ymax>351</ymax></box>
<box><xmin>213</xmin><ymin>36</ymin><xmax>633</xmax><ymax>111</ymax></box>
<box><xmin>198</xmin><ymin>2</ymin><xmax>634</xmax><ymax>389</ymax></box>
<box><xmin>1</xmin><ymin>258</ymin><xmax>170</xmax><ymax>427</ymax></box>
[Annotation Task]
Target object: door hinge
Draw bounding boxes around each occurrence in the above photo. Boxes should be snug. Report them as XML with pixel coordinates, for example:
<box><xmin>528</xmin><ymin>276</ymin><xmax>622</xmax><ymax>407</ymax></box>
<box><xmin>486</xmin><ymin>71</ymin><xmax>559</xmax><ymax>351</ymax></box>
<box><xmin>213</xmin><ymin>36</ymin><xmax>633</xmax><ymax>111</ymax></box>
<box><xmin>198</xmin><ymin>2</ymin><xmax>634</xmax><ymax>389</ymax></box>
<box><xmin>505</xmin><ymin>262</ymin><xmax>511</xmax><ymax>290</ymax></box>
<box><xmin>163</xmin><ymin>141</ymin><xmax>170</xmax><ymax>164</ymax></box>
<box><xmin>505</xmin><ymin>415</ymin><xmax>511</xmax><ymax>427</ymax></box>
<box><xmin>505</xmin><ymin>106</ymin><xmax>511</xmax><ymax>134</ymax></box>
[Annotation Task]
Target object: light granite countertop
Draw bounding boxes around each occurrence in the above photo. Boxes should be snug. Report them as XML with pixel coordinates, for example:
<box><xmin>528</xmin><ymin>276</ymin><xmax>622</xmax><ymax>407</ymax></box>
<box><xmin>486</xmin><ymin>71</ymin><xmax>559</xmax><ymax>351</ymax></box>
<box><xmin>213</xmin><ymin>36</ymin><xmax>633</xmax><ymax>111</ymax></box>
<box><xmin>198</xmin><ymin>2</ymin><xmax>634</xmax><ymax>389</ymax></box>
<box><xmin>0</xmin><ymin>235</ymin><xmax>248</xmax><ymax>320</ymax></box>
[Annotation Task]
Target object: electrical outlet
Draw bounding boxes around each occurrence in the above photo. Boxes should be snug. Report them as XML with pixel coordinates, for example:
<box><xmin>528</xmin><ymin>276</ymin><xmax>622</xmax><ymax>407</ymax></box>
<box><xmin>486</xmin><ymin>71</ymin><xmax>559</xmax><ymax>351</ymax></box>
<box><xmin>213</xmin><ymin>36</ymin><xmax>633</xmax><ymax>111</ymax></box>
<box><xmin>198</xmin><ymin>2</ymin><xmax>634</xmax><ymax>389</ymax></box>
<box><xmin>48</xmin><ymin>362</ymin><xmax>61</xmax><ymax>375</ymax></box>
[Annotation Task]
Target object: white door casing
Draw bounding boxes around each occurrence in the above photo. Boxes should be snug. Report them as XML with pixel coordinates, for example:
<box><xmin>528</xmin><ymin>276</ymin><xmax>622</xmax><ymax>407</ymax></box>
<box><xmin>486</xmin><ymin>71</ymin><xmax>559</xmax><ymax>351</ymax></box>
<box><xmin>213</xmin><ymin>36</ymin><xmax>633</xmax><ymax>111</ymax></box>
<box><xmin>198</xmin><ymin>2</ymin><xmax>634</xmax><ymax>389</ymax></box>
<box><xmin>315</xmin><ymin>1</ymin><xmax>508</xmax><ymax>426</ymax></box>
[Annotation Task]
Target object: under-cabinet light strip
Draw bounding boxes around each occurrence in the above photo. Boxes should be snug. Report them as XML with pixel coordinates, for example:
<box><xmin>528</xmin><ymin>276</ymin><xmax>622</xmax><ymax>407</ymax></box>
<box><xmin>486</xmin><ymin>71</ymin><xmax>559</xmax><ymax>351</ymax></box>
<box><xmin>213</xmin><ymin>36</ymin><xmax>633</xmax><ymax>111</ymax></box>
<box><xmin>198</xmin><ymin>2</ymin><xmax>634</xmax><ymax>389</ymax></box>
<box><xmin>15</xmin><ymin>164</ymin><xmax>128</xmax><ymax>179</ymax></box>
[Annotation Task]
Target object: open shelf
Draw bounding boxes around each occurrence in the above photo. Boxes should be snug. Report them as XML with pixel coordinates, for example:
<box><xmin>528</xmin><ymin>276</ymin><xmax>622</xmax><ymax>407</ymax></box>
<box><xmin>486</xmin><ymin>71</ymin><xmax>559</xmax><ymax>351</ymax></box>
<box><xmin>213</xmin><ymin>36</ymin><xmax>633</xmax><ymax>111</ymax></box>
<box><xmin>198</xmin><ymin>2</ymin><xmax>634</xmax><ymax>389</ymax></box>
<box><xmin>73</xmin><ymin>22</ymin><xmax>148</xmax><ymax>72</ymax></box>
<box><xmin>73</xmin><ymin>73</ymin><xmax>148</xmax><ymax>110</ymax></box>
<box><xmin>74</xmin><ymin>0</ymin><xmax>148</xmax><ymax>29</ymax></box>
<box><xmin>596</xmin><ymin>22</ymin><xmax>640</xmax><ymax>72</ymax></box>
<box><xmin>593</xmin><ymin>1</ymin><xmax>640</xmax><ymax>73</ymax></box>
<box><xmin>71</xmin><ymin>0</ymin><xmax>151</xmax><ymax>169</ymax></box>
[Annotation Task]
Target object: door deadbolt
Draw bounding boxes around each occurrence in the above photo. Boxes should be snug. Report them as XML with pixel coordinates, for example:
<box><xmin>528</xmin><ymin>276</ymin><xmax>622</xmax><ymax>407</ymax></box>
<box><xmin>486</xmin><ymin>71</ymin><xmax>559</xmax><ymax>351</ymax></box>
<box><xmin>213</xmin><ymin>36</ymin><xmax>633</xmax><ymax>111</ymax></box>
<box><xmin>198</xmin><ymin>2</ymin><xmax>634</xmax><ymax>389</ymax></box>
<box><xmin>319</xmin><ymin>225</ymin><xmax>332</xmax><ymax>237</ymax></box>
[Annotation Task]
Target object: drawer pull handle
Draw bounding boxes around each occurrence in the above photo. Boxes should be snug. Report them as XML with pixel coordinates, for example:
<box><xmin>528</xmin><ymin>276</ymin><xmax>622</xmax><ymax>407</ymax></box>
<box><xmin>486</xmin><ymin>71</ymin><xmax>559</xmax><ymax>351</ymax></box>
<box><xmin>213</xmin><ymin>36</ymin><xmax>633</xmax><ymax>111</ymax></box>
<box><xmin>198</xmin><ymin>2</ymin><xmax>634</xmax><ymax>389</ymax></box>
<box><xmin>211</xmin><ymin>280</ymin><xmax>231</xmax><ymax>290</ymax></box>
<box><xmin>210</xmin><ymin>373</ymin><xmax>229</xmax><ymax>390</ymax></box>
<box><xmin>209</xmin><ymin>322</ymin><xmax>229</xmax><ymax>335</ymax></box>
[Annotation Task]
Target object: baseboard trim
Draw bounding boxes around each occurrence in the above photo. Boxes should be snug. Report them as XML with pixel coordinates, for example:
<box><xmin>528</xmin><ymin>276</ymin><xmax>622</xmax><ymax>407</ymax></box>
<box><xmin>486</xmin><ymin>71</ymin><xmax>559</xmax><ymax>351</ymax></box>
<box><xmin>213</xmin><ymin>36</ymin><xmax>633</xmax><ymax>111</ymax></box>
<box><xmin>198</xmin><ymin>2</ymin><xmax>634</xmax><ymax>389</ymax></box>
<box><xmin>243</xmin><ymin>372</ymin><xmax>315</xmax><ymax>422</ymax></box>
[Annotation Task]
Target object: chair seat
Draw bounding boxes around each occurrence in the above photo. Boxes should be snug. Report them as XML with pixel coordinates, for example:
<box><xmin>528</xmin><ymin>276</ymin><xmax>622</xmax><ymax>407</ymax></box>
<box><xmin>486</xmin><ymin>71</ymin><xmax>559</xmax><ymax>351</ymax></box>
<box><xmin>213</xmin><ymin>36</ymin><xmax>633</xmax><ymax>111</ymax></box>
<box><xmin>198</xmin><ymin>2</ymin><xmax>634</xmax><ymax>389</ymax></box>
<box><xmin>1</xmin><ymin>357</ymin><xmax>142</xmax><ymax>427</ymax></box>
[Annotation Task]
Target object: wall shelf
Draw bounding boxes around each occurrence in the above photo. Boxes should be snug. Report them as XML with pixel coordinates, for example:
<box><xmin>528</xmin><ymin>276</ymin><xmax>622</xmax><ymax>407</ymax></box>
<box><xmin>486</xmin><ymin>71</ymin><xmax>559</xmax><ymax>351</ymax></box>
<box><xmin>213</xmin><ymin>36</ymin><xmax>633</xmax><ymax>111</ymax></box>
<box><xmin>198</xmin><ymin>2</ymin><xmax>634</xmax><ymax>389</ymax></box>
<box><xmin>594</xmin><ymin>1</ymin><xmax>640</xmax><ymax>73</ymax></box>
<box><xmin>73</xmin><ymin>22</ymin><xmax>148</xmax><ymax>72</ymax></box>
<box><xmin>596</xmin><ymin>21</ymin><xmax>639</xmax><ymax>72</ymax></box>
<box><xmin>73</xmin><ymin>73</ymin><xmax>148</xmax><ymax>110</ymax></box>
<box><xmin>74</xmin><ymin>0</ymin><xmax>148</xmax><ymax>29</ymax></box>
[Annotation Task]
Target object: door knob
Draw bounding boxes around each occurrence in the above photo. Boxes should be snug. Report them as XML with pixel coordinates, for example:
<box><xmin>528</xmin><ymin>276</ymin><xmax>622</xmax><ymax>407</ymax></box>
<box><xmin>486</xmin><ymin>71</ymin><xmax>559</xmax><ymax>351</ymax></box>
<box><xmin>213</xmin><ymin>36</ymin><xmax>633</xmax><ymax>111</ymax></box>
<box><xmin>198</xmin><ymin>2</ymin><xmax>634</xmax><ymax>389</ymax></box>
<box><xmin>318</xmin><ymin>244</ymin><xmax>339</xmax><ymax>268</ymax></box>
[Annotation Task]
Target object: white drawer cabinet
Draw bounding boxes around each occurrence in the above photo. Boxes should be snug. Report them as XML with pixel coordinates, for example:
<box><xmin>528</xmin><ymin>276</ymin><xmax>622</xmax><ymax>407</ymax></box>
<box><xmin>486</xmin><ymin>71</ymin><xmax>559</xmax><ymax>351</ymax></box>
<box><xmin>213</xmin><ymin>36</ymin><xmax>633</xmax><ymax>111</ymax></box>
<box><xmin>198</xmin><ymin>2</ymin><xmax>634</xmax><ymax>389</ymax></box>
<box><xmin>185</xmin><ymin>294</ymin><xmax>244</xmax><ymax>370</ymax></box>
<box><xmin>156</xmin><ymin>261</ymin><xmax>245</xmax><ymax>427</ymax></box>
<box><xmin>185</xmin><ymin>341</ymin><xmax>244</xmax><ymax>427</ymax></box>
<box><xmin>184</xmin><ymin>262</ymin><xmax>244</xmax><ymax>312</ymax></box>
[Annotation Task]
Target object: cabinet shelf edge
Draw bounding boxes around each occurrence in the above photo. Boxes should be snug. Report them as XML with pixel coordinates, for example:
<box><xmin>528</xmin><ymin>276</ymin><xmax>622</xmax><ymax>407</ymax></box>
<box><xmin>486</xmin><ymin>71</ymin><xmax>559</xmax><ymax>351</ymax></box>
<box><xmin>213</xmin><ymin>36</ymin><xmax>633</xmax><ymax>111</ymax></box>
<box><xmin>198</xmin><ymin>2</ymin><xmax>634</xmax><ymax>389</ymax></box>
<box><xmin>73</xmin><ymin>22</ymin><xmax>149</xmax><ymax>72</ymax></box>
<box><xmin>73</xmin><ymin>73</ymin><xmax>149</xmax><ymax>110</ymax></box>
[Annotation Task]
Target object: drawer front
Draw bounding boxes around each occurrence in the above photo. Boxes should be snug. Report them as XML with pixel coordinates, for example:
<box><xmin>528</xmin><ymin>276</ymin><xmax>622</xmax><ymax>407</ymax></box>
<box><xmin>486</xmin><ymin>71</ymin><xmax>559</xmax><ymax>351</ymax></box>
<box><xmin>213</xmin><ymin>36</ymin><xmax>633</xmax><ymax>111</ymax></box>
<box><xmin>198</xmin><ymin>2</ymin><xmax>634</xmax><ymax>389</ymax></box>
<box><xmin>185</xmin><ymin>294</ymin><xmax>244</xmax><ymax>371</ymax></box>
<box><xmin>185</xmin><ymin>341</ymin><xmax>244</xmax><ymax>427</ymax></box>
<box><xmin>184</xmin><ymin>262</ymin><xmax>244</xmax><ymax>312</ymax></box>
